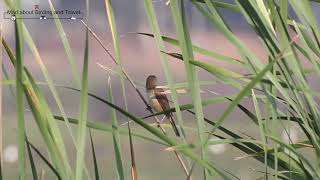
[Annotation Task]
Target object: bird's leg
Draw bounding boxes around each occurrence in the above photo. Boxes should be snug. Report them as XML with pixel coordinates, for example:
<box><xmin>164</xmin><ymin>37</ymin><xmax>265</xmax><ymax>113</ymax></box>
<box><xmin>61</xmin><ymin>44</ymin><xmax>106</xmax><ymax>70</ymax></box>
<box><xmin>160</xmin><ymin>115</ymin><xmax>166</xmax><ymax>123</ymax></box>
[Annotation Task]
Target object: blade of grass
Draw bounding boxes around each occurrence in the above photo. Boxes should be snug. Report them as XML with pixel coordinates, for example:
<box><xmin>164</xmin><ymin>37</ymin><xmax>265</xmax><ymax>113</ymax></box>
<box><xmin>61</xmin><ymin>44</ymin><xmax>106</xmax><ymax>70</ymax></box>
<box><xmin>192</xmin><ymin>109</ymin><xmax>307</xmax><ymax>178</ymax></box>
<box><xmin>21</xmin><ymin>9</ymin><xmax>85</xmax><ymax>173</ymax></box>
<box><xmin>48</xmin><ymin>0</ymin><xmax>80</xmax><ymax>87</ymax></box>
<box><xmin>107</xmin><ymin>78</ymin><xmax>125</xmax><ymax>180</ymax></box>
<box><xmin>26</xmin><ymin>139</ymin><xmax>61</xmax><ymax>180</ymax></box>
<box><xmin>191</xmin><ymin>2</ymin><xmax>314</xmax><ymax>176</ymax></box>
<box><xmin>252</xmin><ymin>90</ymin><xmax>268</xmax><ymax>179</ymax></box>
<box><xmin>3</xmin><ymin>38</ymin><xmax>72</xmax><ymax>179</ymax></box>
<box><xmin>143</xmin><ymin>1</ymin><xmax>191</xmax><ymax>177</ymax></box>
<box><xmin>80</xmin><ymin>14</ymin><xmax>227</xmax><ymax>178</ymax></box>
<box><xmin>44</xmin><ymin>9</ymin><xmax>98</xmax><ymax>177</ymax></box>
<box><xmin>75</xmin><ymin>6</ymin><xmax>90</xmax><ymax>179</ymax></box>
<box><xmin>86</xmin><ymin>86</ymin><xmax>231</xmax><ymax>179</ymax></box>
<box><xmin>192</xmin><ymin>2</ymin><xmax>316</xmax><ymax>176</ymax></box>
<box><xmin>11</xmin><ymin>0</ymin><xmax>94</xmax><ymax>177</ymax></box>
<box><xmin>89</xmin><ymin>129</ymin><xmax>100</xmax><ymax>180</ymax></box>
<box><xmin>268</xmin><ymin>135</ymin><xmax>318</xmax><ymax>178</ymax></box>
<box><xmin>194</xmin><ymin>0</ymin><xmax>240</xmax><ymax>12</ymax></box>
<box><xmin>55</xmin><ymin>79</ymin><xmax>230</xmax><ymax>178</ymax></box>
<box><xmin>14</xmin><ymin>1</ymin><xmax>26</xmax><ymax>178</ymax></box>
<box><xmin>204</xmin><ymin>53</ymin><xmax>281</xmax><ymax>148</ymax></box>
<box><xmin>169</xmin><ymin>1</ymin><xmax>210</xmax><ymax>178</ymax></box>
<box><xmin>62</xmin><ymin>85</ymin><xmax>307</xmax><ymax>177</ymax></box>
<box><xmin>104</xmin><ymin>1</ymin><xmax>137</xmax><ymax>179</ymax></box>
<box><xmin>54</xmin><ymin>106</ymin><xmax>230</xmax><ymax>178</ymax></box>
<box><xmin>53</xmin><ymin>115</ymin><xmax>168</xmax><ymax>146</ymax></box>
<box><xmin>191</xmin><ymin>0</ymin><xmax>305</xmax><ymax>121</ymax></box>
<box><xmin>26</xmin><ymin>136</ymin><xmax>39</xmax><ymax>180</ymax></box>
<box><xmin>5</xmin><ymin>0</ymin><xmax>79</xmax><ymax>178</ymax></box>
<box><xmin>237</xmin><ymin>0</ymin><xmax>313</xmax><ymax>133</ymax></box>
<box><xmin>144</xmin><ymin>0</ymin><xmax>186</xmax><ymax>140</ymax></box>
<box><xmin>195</xmin><ymin>0</ymin><xmax>311</xmax><ymax>115</ymax></box>
<box><xmin>163</xmin><ymin>52</ymin><xmax>244</xmax><ymax>88</ymax></box>
<box><xmin>142</xmin><ymin>95</ymin><xmax>230</xmax><ymax>119</ymax></box>
<box><xmin>80</xmin><ymin>20</ymin><xmax>167</xmax><ymax>133</ymax></box>
<box><xmin>0</xmin><ymin>23</ymin><xmax>2</xmax><ymax>180</ymax></box>
<box><xmin>138</xmin><ymin>33</ymin><xmax>243</xmax><ymax>64</ymax></box>
<box><xmin>200</xmin><ymin>50</ymin><xmax>310</xmax><ymax>180</ymax></box>
<box><xmin>269</xmin><ymin>2</ymin><xmax>320</xmax><ymax>171</ymax></box>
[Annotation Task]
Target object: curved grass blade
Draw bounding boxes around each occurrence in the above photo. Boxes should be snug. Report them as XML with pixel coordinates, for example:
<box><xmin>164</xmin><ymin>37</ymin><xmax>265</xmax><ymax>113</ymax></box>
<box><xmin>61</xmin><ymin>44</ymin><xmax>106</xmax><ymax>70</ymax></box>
<box><xmin>138</xmin><ymin>33</ymin><xmax>243</xmax><ymax>64</ymax></box>
<box><xmin>104</xmin><ymin>1</ymin><xmax>137</xmax><ymax>179</ymax></box>
<box><xmin>107</xmin><ymin>78</ymin><xmax>125</xmax><ymax>180</ymax></box>
<box><xmin>191</xmin><ymin>0</ymin><xmax>308</xmax><ymax>130</ymax></box>
<box><xmin>12</xmin><ymin>1</ymin><xmax>26</xmax><ymax>179</ymax></box>
<box><xmin>166</xmin><ymin>51</ymin><xmax>320</xmax><ymax>96</ymax></box>
<box><xmin>201</xmin><ymin>56</ymin><xmax>309</xmax><ymax>179</ymax></box>
<box><xmin>2</xmin><ymin>38</ymin><xmax>72</xmax><ymax>179</ymax></box>
<box><xmin>142</xmin><ymin>96</ymin><xmax>229</xmax><ymax>119</ymax></box>
<box><xmin>204</xmin><ymin>57</ymin><xmax>279</xmax><ymax>147</ymax></box>
<box><xmin>163</xmin><ymin>51</ymin><xmax>244</xmax><ymax>87</ymax></box>
<box><xmin>144</xmin><ymin>0</ymin><xmax>186</xmax><ymax>141</ymax></box>
<box><xmin>193</xmin><ymin>0</ymin><xmax>240</xmax><ymax>12</ymax></box>
<box><xmin>67</xmin><ymin>88</ymin><xmax>230</xmax><ymax>178</ymax></box>
<box><xmin>6</xmin><ymin>4</ymin><xmax>101</xmax><ymax>176</ymax></box>
<box><xmin>61</xmin><ymin>86</ymin><xmax>306</xmax><ymax>178</ymax></box>
<box><xmin>169</xmin><ymin>1</ymin><xmax>209</xmax><ymax>178</ymax></box>
<box><xmin>26</xmin><ymin>135</ymin><xmax>39</xmax><ymax>180</ymax></box>
<box><xmin>48</xmin><ymin>0</ymin><xmax>80</xmax><ymax>87</ymax></box>
<box><xmin>81</xmin><ymin>20</ymin><xmax>168</xmax><ymax>134</ymax></box>
<box><xmin>4</xmin><ymin>0</ymin><xmax>82</xmax><ymax>177</ymax></box>
<box><xmin>75</xmin><ymin>16</ymin><xmax>90</xmax><ymax>180</ymax></box>
<box><xmin>225</xmin><ymin>97</ymin><xmax>258</xmax><ymax>125</ymax></box>
<box><xmin>190</xmin><ymin>110</ymin><xmax>305</xmax><ymax>176</ymax></box>
<box><xmin>251</xmin><ymin>90</ymin><xmax>268</xmax><ymax>179</ymax></box>
<box><xmin>89</xmin><ymin>129</ymin><xmax>100</xmax><ymax>180</ymax></box>
<box><xmin>26</xmin><ymin>140</ymin><xmax>61</xmax><ymax>180</ymax></box>
<box><xmin>53</xmin><ymin>115</ymin><xmax>167</xmax><ymax>146</ymax></box>
<box><xmin>268</xmin><ymin>135</ymin><xmax>317</xmax><ymax>179</ymax></box>
<box><xmin>0</xmin><ymin>23</ymin><xmax>2</xmax><ymax>180</ymax></box>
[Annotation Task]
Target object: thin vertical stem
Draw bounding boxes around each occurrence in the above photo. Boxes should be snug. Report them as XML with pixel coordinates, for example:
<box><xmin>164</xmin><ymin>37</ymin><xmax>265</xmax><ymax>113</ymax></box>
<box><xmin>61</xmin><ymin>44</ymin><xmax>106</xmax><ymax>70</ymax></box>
<box><xmin>15</xmin><ymin>0</ymin><xmax>26</xmax><ymax>178</ymax></box>
<box><xmin>0</xmin><ymin>23</ymin><xmax>3</xmax><ymax>176</ymax></box>
<box><xmin>75</xmin><ymin>1</ymin><xmax>90</xmax><ymax>178</ymax></box>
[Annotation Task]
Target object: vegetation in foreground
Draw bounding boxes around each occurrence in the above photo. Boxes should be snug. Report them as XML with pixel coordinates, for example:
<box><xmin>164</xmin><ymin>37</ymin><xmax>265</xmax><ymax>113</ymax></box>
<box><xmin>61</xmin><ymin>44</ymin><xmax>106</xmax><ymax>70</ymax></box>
<box><xmin>2</xmin><ymin>0</ymin><xmax>320</xmax><ymax>179</ymax></box>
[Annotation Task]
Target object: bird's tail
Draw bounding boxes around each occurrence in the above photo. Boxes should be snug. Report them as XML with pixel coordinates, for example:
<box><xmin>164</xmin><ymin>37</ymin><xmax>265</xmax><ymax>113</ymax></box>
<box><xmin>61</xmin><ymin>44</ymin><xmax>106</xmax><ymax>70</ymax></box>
<box><xmin>168</xmin><ymin>116</ymin><xmax>180</xmax><ymax>137</ymax></box>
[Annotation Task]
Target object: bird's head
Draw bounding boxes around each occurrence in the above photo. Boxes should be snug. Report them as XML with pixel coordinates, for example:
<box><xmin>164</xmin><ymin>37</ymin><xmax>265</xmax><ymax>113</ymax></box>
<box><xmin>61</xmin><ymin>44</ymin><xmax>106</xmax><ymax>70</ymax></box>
<box><xmin>146</xmin><ymin>75</ymin><xmax>157</xmax><ymax>90</ymax></box>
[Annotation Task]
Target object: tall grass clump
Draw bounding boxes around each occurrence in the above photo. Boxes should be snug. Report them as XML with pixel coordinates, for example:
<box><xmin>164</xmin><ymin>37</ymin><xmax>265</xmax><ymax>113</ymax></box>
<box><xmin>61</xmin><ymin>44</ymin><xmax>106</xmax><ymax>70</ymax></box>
<box><xmin>2</xmin><ymin>0</ymin><xmax>320</xmax><ymax>179</ymax></box>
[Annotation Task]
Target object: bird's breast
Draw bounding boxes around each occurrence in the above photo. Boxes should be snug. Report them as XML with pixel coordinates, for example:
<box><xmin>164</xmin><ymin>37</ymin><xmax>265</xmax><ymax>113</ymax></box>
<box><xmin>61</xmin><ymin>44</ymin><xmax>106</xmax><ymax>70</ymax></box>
<box><xmin>147</xmin><ymin>90</ymin><xmax>163</xmax><ymax>113</ymax></box>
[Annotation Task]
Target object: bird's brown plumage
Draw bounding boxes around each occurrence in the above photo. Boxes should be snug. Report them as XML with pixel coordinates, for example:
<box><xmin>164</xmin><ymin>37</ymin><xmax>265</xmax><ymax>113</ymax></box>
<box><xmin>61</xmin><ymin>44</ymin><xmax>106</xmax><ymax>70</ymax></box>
<box><xmin>146</xmin><ymin>75</ymin><xmax>180</xmax><ymax>137</ymax></box>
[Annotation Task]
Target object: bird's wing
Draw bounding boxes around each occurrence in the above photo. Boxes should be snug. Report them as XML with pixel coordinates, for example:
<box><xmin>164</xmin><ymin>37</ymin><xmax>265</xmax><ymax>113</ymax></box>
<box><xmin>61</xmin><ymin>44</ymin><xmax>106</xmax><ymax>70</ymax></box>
<box><xmin>155</xmin><ymin>88</ymin><xmax>171</xmax><ymax>116</ymax></box>
<box><xmin>155</xmin><ymin>88</ymin><xmax>180</xmax><ymax>137</ymax></box>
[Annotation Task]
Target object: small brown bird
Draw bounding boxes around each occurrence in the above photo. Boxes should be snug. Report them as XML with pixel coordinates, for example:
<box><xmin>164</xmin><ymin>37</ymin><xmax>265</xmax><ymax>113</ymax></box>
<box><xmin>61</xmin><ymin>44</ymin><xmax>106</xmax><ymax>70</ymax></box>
<box><xmin>146</xmin><ymin>75</ymin><xmax>180</xmax><ymax>137</ymax></box>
